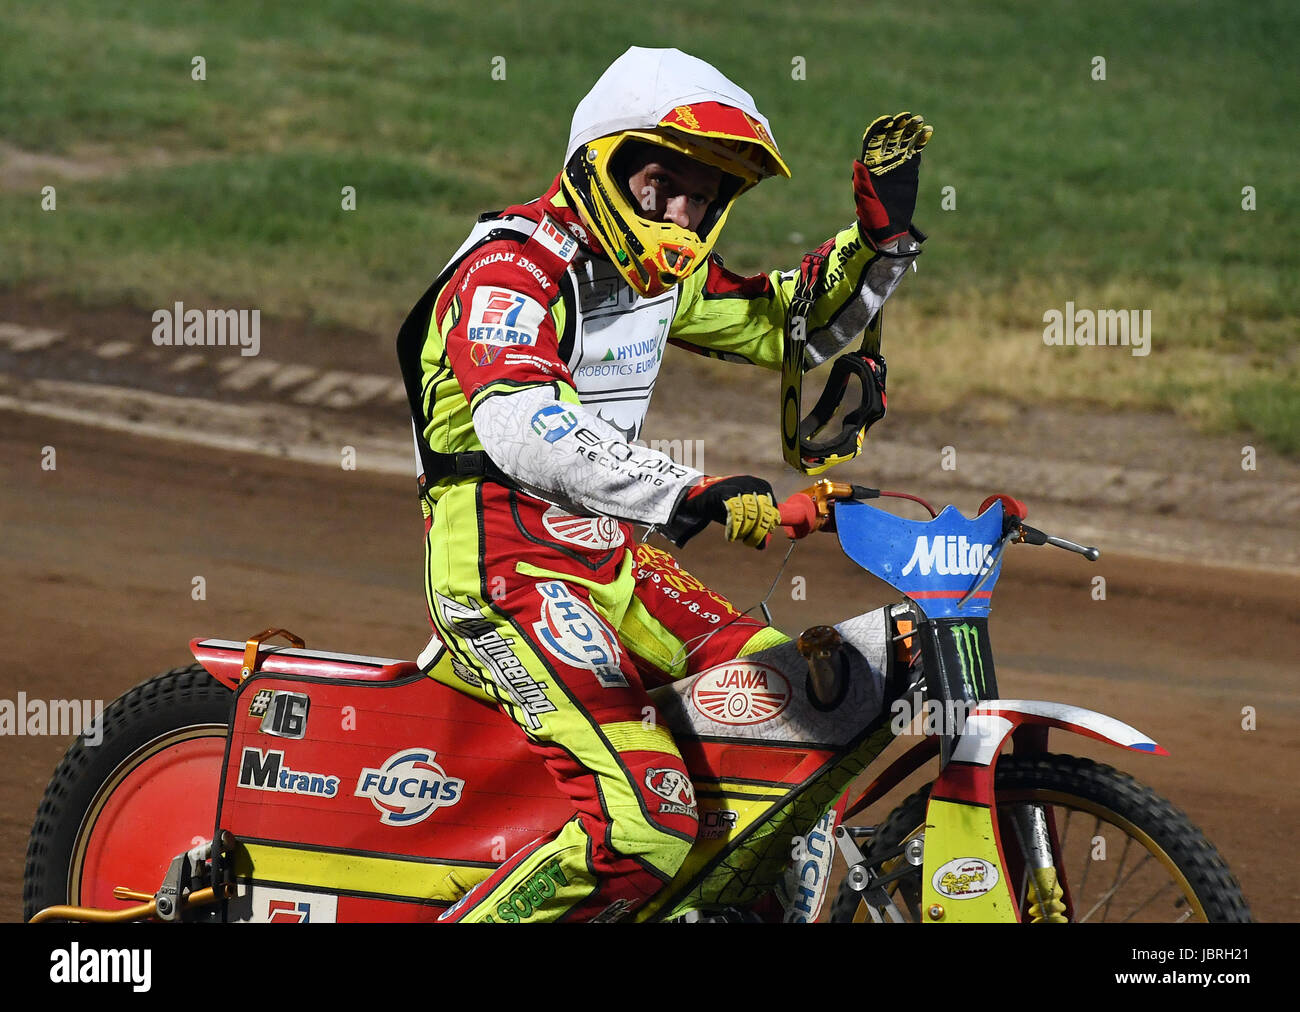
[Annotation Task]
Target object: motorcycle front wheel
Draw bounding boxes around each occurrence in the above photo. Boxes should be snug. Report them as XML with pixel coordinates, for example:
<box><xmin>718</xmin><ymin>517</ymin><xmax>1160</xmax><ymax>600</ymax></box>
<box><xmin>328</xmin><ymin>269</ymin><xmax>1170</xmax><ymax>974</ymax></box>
<box><xmin>828</xmin><ymin>753</ymin><xmax>1251</xmax><ymax>923</ymax></box>
<box><xmin>23</xmin><ymin>664</ymin><xmax>232</xmax><ymax>922</ymax></box>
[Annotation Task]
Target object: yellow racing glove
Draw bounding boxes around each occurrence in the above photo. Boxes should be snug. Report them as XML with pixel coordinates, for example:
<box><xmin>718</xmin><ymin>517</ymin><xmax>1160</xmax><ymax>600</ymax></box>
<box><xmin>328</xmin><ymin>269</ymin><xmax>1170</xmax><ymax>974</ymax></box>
<box><xmin>662</xmin><ymin>475</ymin><xmax>782</xmax><ymax>549</ymax></box>
<box><xmin>852</xmin><ymin>111</ymin><xmax>933</xmax><ymax>248</ymax></box>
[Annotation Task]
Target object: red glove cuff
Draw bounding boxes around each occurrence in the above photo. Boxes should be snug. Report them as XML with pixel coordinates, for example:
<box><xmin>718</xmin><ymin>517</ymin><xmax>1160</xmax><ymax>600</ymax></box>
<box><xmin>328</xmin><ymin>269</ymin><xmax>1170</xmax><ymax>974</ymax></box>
<box><xmin>852</xmin><ymin>161</ymin><xmax>909</xmax><ymax>247</ymax></box>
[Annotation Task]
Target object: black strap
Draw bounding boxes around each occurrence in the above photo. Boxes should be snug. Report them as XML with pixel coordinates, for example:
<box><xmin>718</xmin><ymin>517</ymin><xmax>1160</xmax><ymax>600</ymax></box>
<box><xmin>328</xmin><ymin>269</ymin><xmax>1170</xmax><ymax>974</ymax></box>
<box><xmin>396</xmin><ymin>221</ymin><xmax>535</xmax><ymax>499</ymax></box>
<box><xmin>416</xmin><ymin>450</ymin><xmax>515</xmax><ymax>498</ymax></box>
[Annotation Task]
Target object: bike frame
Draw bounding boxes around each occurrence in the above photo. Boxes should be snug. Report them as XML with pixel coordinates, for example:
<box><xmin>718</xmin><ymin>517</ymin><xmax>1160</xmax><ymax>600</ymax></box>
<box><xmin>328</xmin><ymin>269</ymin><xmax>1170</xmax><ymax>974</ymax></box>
<box><xmin>832</xmin><ymin>496</ymin><xmax>1166</xmax><ymax>922</ymax></box>
<box><xmin>30</xmin><ymin>490</ymin><xmax>1169</xmax><ymax>925</ymax></box>
<box><xmin>186</xmin><ymin>495</ymin><xmax>1169</xmax><ymax>925</ymax></box>
<box><xmin>190</xmin><ymin>621</ymin><xmax>901</xmax><ymax>923</ymax></box>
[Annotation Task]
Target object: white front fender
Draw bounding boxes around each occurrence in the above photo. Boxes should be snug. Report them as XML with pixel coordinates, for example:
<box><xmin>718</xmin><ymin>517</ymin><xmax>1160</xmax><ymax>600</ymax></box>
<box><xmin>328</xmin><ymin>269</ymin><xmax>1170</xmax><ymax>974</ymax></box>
<box><xmin>952</xmin><ymin>699</ymin><xmax>1167</xmax><ymax>767</ymax></box>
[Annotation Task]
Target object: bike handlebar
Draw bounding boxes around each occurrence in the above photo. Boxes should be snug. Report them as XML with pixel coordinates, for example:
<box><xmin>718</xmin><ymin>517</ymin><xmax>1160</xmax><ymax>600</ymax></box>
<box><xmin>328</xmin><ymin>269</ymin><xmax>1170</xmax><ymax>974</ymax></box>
<box><xmin>778</xmin><ymin>493</ymin><xmax>819</xmax><ymax>540</ymax></box>
<box><xmin>774</xmin><ymin>482</ymin><xmax>1099</xmax><ymax>561</ymax></box>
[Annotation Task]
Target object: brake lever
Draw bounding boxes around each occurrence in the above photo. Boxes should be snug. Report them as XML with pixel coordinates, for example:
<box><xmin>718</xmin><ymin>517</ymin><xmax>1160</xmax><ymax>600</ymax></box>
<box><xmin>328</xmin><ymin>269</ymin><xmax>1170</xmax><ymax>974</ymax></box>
<box><xmin>956</xmin><ymin>527</ymin><xmax>1018</xmax><ymax>609</ymax></box>
<box><xmin>1019</xmin><ymin>523</ymin><xmax>1101</xmax><ymax>561</ymax></box>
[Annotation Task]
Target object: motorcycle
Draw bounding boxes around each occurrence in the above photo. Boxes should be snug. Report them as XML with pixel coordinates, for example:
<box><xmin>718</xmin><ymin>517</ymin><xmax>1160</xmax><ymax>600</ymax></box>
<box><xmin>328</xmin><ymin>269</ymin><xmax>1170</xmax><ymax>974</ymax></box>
<box><xmin>23</xmin><ymin>480</ymin><xmax>1251</xmax><ymax>923</ymax></box>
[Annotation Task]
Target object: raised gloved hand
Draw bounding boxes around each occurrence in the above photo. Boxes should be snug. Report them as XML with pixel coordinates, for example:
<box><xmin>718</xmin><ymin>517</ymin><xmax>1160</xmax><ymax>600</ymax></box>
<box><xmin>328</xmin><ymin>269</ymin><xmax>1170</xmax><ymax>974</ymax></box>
<box><xmin>662</xmin><ymin>475</ymin><xmax>781</xmax><ymax>549</ymax></box>
<box><xmin>853</xmin><ymin>111</ymin><xmax>933</xmax><ymax>249</ymax></box>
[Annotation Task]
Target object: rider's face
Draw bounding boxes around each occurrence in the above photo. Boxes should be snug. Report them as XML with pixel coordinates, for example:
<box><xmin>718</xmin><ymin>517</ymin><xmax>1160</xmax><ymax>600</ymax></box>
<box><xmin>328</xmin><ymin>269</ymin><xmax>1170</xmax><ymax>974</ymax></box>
<box><xmin>624</xmin><ymin>146</ymin><xmax>721</xmax><ymax>234</ymax></box>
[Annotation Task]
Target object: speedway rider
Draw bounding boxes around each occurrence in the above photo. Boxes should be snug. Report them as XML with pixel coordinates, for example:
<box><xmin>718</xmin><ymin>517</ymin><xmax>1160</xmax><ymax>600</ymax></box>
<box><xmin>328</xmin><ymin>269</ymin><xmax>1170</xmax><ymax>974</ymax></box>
<box><xmin>397</xmin><ymin>46</ymin><xmax>931</xmax><ymax>922</ymax></box>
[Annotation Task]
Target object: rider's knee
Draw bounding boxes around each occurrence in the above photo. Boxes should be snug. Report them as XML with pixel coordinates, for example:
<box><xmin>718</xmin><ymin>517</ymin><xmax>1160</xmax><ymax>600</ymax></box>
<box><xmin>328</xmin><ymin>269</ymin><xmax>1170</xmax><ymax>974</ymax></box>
<box><xmin>604</xmin><ymin>755</ymin><xmax>699</xmax><ymax>875</ymax></box>
<box><xmin>605</xmin><ymin>808</ymin><xmax>696</xmax><ymax>887</ymax></box>
<box><xmin>646</xmin><ymin>826</ymin><xmax>695</xmax><ymax>887</ymax></box>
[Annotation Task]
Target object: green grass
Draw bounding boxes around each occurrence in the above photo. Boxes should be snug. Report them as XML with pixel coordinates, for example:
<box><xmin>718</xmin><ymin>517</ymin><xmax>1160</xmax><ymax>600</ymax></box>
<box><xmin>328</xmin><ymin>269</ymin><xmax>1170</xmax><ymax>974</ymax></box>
<box><xmin>0</xmin><ymin>0</ymin><xmax>1296</xmax><ymax>448</ymax></box>
<box><xmin>1231</xmin><ymin>379</ymin><xmax>1300</xmax><ymax>457</ymax></box>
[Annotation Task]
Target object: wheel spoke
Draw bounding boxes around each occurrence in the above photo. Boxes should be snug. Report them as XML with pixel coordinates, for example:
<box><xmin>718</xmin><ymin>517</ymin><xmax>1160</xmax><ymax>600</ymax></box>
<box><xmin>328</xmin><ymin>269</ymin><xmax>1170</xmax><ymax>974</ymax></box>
<box><xmin>1075</xmin><ymin>816</ymin><xmax>1102</xmax><ymax>901</ymax></box>
<box><xmin>833</xmin><ymin>755</ymin><xmax>1246</xmax><ymax>924</ymax></box>
<box><xmin>1120</xmin><ymin>880</ymin><xmax>1174</xmax><ymax>922</ymax></box>
<box><xmin>1079</xmin><ymin>852</ymin><xmax>1152</xmax><ymax>923</ymax></box>
<box><xmin>1100</xmin><ymin>835</ymin><xmax>1135</xmax><ymax>922</ymax></box>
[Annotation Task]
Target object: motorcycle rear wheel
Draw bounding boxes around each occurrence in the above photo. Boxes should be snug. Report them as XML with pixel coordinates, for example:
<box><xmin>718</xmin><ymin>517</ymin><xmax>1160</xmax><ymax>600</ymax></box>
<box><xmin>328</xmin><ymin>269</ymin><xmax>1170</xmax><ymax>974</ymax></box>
<box><xmin>828</xmin><ymin>753</ymin><xmax>1251</xmax><ymax>923</ymax></box>
<box><xmin>23</xmin><ymin>664</ymin><xmax>232</xmax><ymax>922</ymax></box>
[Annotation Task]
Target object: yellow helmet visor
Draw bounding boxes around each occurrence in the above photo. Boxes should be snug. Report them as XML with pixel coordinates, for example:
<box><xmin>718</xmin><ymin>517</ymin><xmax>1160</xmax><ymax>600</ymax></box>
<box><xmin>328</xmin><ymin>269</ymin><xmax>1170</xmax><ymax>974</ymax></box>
<box><xmin>564</xmin><ymin>102</ymin><xmax>789</xmax><ymax>298</ymax></box>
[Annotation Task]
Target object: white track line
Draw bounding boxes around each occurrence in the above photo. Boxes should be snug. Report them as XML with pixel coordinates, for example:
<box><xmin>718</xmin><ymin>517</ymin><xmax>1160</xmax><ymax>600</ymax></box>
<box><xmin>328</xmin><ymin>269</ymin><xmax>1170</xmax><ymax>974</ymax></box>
<box><xmin>0</xmin><ymin>382</ymin><xmax>413</xmax><ymax>476</ymax></box>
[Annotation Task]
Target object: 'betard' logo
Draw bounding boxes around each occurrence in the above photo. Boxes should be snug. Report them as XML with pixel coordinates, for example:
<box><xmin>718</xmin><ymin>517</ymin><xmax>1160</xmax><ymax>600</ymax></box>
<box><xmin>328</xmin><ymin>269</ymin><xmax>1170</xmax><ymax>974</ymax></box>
<box><xmin>900</xmin><ymin>536</ymin><xmax>994</xmax><ymax>577</ymax></box>
<box><xmin>534</xmin><ymin>216</ymin><xmax>577</xmax><ymax>263</ymax></box>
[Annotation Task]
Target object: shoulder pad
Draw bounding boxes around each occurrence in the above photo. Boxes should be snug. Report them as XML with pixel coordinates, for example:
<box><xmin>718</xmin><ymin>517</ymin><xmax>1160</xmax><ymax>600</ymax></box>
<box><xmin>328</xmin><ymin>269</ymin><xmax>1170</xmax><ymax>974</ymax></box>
<box><xmin>523</xmin><ymin>215</ymin><xmax>579</xmax><ymax>272</ymax></box>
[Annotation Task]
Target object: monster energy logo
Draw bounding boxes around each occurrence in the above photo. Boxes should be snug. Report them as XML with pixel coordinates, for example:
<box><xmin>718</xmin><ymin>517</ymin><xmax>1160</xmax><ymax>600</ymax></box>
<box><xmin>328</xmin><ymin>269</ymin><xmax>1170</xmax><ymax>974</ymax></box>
<box><xmin>951</xmin><ymin>623</ymin><xmax>986</xmax><ymax>699</ymax></box>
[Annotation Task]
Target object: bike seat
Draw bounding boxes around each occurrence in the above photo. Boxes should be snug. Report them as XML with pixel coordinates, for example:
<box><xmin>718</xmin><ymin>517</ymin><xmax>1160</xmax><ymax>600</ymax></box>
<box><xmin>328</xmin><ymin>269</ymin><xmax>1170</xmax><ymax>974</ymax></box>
<box><xmin>191</xmin><ymin>637</ymin><xmax>421</xmax><ymax>689</ymax></box>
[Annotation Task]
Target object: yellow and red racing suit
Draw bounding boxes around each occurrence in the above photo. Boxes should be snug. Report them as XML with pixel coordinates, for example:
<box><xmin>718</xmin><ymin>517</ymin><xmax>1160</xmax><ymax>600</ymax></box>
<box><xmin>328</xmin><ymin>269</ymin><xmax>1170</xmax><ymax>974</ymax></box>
<box><xmin>396</xmin><ymin>176</ymin><xmax>918</xmax><ymax>922</ymax></box>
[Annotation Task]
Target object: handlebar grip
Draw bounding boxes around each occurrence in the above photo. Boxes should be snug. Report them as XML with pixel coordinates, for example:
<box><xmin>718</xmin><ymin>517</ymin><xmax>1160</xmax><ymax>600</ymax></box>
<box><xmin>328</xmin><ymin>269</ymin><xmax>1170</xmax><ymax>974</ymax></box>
<box><xmin>779</xmin><ymin>493</ymin><xmax>818</xmax><ymax>540</ymax></box>
<box><xmin>980</xmin><ymin>493</ymin><xmax>1027</xmax><ymax>520</ymax></box>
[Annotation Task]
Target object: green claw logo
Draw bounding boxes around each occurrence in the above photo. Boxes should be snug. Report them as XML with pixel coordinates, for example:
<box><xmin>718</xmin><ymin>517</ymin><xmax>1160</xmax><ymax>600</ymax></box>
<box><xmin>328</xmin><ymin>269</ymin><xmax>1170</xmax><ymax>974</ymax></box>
<box><xmin>952</xmin><ymin>623</ymin><xmax>986</xmax><ymax>699</ymax></box>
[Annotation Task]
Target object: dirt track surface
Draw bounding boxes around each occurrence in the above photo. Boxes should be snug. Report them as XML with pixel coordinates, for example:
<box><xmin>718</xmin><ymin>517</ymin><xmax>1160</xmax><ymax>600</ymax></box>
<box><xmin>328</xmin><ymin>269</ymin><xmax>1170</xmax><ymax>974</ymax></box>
<box><xmin>5</xmin><ymin>288</ymin><xmax>1299</xmax><ymax>570</ymax></box>
<box><xmin>2</xmin><ymin>410</ymin><xmax>1296</xmax><ymax>922</ymax></box>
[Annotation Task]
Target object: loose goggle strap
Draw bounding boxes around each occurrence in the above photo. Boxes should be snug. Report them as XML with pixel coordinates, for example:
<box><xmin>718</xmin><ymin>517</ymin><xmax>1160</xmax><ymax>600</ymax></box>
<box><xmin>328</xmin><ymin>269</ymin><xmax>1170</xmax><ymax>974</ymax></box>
<box><xmin>781</xmin><ymin>247</ymin><xmax>887</xmax><ymax>475</ymax></box>
<box><xmin>780</xmin><ymin>246</ymin><xmax>828</xmax><ymax>471</ymax></box>
<box><xmin>797</xmin><ymin>314</ymin><xmax>885</xmax><ymax>472</ymax></box>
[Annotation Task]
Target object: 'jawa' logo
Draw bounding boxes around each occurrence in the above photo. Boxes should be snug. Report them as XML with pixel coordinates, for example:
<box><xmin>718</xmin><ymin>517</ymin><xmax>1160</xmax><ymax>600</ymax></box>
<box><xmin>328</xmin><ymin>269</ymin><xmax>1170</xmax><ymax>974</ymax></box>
<box><xmin>691</xmin><ymin>663</ymin><xmax>791</xmax><ymax>725</ymax></box>
<box><xmin>541</xmin><ymin>506</ymin><xmax>623</xmax><ymax>550</ymax></box>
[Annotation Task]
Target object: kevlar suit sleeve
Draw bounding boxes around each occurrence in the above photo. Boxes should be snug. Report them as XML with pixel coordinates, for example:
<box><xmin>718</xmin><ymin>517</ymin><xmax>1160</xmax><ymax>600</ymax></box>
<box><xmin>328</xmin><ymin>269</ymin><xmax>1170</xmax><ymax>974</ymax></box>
<box><xmin>668</xmin><ymin>222</ymin><xmax>920</xmax><ymax>370</ymax></box>
<box><xmin>433</xmin><ymin>241</ymin><xmax>703</xmax><ymax>525</ymax></box>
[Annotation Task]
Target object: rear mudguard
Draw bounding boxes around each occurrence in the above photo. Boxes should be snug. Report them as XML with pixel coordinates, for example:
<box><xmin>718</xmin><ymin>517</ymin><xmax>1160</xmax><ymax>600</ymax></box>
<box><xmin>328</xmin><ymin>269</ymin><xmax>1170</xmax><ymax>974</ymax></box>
<box><xmin>842</xmin><ymin>699</ymin><xmax>1165</xmax><ymax>923</ymax></box>
<box><xmin>190</xmin><ymin>636</ymin><xmax>422</xmax><ymax>690</ymax></box>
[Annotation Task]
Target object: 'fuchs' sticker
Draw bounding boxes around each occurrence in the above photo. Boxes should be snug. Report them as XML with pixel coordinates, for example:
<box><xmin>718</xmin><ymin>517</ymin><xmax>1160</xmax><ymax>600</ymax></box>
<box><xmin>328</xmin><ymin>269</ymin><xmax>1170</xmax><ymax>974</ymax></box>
<box><xmin>533</xmin><ymin>582</ymin><xmax>627</xmax><ymax>688</ymax></box>
<box><xmin>354</xmin><ymin>749</ymin><xmax>465</xmax><ymax>827</ymax></box>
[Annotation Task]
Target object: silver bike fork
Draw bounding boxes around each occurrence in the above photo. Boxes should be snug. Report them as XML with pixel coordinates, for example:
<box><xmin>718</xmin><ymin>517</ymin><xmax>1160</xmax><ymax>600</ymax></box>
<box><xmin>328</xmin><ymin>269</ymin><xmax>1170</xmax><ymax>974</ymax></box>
<box><xmin>1009</xmin><ymin>804</ymin><xmax>1068</xmax><ymax>922</ymax></box>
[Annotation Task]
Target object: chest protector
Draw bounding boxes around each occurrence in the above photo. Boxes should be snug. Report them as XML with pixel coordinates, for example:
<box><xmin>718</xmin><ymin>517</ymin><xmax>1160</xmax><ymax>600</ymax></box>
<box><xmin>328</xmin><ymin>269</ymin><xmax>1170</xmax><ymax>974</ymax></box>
<box><xmin>398</xmin><ymin>209</ymin><xmax>685</xmax><ymax>490</ymax></box>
